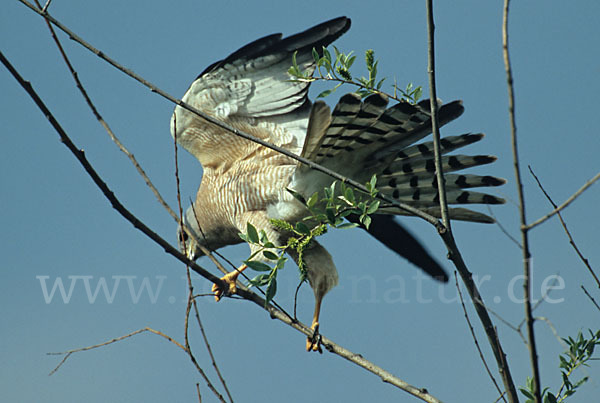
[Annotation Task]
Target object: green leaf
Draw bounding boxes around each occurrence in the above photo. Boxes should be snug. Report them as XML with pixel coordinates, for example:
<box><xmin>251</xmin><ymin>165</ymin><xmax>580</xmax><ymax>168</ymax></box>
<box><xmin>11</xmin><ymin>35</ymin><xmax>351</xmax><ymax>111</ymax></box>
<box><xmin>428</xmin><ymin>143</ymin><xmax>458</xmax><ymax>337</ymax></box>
<box><xmin>323</xmin><ymin>47</ymin><xmax>332</xmax><ymax>63</ymax></box>
<box><xmin>295</xmin><ymin>221</ymin><xmax>311</xmax><ymax>235</ymax></box>
<box><xmin>312</xmin><ymin>47</ymin><xmax>320</xmax><ymax>62</ymax></box>
<box><xmin>336</xmin><ymin>222</ymin><xmax>359</xmax><ymax>230</ymax></box>
<box><xmin>519</xmin><ymin>388</ymin><xmax>535</xmax><ymax>400</ymax></box>
<box><xmin>259</xmin><ymin>229</ymin><xmax>269</xmax><ymax>244</ymax></box>
<box><xmin>265</xmin><ymin>277</ymin><xmax>277</xmax><ymax>305</ymax></box>
<box><xmin>361</xmin><ymin>215</ymin><xmax>372</xmax><ymax>229</ymax></box>
<box><xmin>413</xmin><ymin>86</ymin><xmax>423</xmax><ymax>102</ymax></box>
<box><xmin>347</xmin><ymin>54</ymin><xmax>356</xmax><ymax>69</ymax></box>
<box><xmin>307</xmin><ymin>192</ymin><xmax>319</xmax><ymax>209</ymax></box>
<box><xmin>369</xmin><ymin>174</ymin><xmax>377</xmax><ymax>190</ymax></box>
<box><xmin>275</xmin><ymin>257</ymin><xmax>287</xmax><ymax>270</ymax></box>
<box><xmin>286</xmin><ymin>188</ymin><xmax>307</xmax><ymax>204</ymax></box>
<box><xmin>247</xmin><ymin>273</ymin><xmax>270</xmax><ymax>287</ymax></box>
<box><xmin>544</xmin><ymin>392</ymin><xmax>557</xmax><ymax>403</ymax></box>
<box><xmin>367</xmin><ymin>200</ymin><xmax>380</xmax><ymax>215</ymax></box>
<box><xmin>317</xmin><ymin>88</ymin><xmax>335</xmax><ymax>98</ymax></box>
<box><xmin>325</xmin><ymin>208</ymin><xmax>336</xmax><ymax>225</ymax></box>
<box><xmin>238</xmin><ymin>233</ymin><xmax>248</xmax><ymax>242</ymax></box>
<box><xmin>246</xmin><ymin>222</ymin><xmax>259</xmax><ymax>243</ymax></box>
<box><xmin>263</xmin><ymin>250</ymin><xmax>279</xmax><ymax>260</ymax></box>
<box><xmin>317</xmin><ymin>82</ymin><xmax>342</xmax><ymax>98</ymax></box>
<box><xmin>245</xmin><ymin>260</ymin><xmax>272</xmax><ymax>272</ymax></box>
<box><xmin>344</xmin><ymin>186</ymin><xmax>355</xmax><ymax>203</ymax></box>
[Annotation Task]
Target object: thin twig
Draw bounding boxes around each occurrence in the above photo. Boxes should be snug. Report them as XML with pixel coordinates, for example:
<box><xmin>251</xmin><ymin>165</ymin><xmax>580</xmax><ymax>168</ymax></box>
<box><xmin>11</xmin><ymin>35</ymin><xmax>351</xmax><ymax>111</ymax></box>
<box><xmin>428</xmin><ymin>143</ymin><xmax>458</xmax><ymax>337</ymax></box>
<box><xmin>529</xmin><ymin>166</ymin><xmax>600</xmax><ymax>287</ymax></box>
<box><xmin>2</xmin><ymin>51</ymin><xmax>443</xmax><ymax>403</ymax></box>
<box><xmin>47</xmin><ymin>328</ymin><xmax>174</xmax><ymax>375</ymax></box>
<box><xmin>46</xmin><ymin>327</ymin><xmax>225</xmax><ymax>402</ymax></box>
<box><xmin>425</xmin><ymin>0</ymin><xmax>450</xmax><ymax>231</ymax></box>
<box><xmin>526</xmin><ymin>171</ymin><xmax>600</xmax><ymax>231</ymax></box>
<box><xmin>486</xmin><ymin>205</ymin><xmax>522</xmax><ymax>249</ymax></box>
<box><xmin>503</xmin><ymin>1</ymin><xmax>541</xmax><ymax>401</ymax></box>
<box><xmin>192</xmin><ymin>301</ymin><xmax>234</xmax><ymax>403</ymax></box>
<box><xmin>41</xmin><ymin>0</ymin><xmax>51</xmax><ymax>12</ymax></box>
<box><xmin>426</xmin><ymin>3</ymin><xmax>518</xmax><ymax>401</ymax></box>
<box><xmin>581</xmin><ymin>285</ymin><xmax>600</xmax><ymax>312</ymax></box>
<box><xmin>454</xmin><ymin>273</ymin><xmax>506</xmax><ymax>402</ymax></box>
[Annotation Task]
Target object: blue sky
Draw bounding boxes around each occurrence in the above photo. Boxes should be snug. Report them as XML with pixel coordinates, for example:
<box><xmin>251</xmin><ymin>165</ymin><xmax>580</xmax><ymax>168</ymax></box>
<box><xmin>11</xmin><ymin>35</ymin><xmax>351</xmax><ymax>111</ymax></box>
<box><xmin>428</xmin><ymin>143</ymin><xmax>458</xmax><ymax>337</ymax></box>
<box><xmin>2</xmin><ymin>1</ymin><xmax>599</xmax><ymax>402</ymax></box>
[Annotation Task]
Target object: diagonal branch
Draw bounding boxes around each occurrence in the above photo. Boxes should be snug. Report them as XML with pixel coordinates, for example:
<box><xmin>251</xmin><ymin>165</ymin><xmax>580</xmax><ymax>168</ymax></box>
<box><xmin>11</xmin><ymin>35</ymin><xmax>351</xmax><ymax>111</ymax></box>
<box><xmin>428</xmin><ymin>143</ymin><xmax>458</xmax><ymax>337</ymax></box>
<box><xmin>528</xmin><ymin>166</ymin><xmax>599</xmax><ymax>288</ymax></box>
<box><xmin>525</xmin><ymin>171</ymin><xmax>600</xmax><ymax>231</ymax></box>
<box><xmin>1</xmin><ymin>50</ymin><xmax>443</xmax><ymax>403</ymax></box>
<box><xmin>503</xmin><ymin>0</ymin><xmax>541</xmax><ymax>401</ymax></box>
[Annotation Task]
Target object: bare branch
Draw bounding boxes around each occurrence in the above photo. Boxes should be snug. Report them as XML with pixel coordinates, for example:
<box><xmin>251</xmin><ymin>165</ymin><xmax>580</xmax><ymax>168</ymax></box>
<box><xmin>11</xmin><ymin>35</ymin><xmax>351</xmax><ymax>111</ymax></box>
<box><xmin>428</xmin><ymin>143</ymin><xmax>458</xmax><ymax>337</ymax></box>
<box><xmin>581</xmin><ymin>285</ymin><xmax>600</xmax><ymax>312</ymax></box>
<box><xmin>502</xmin><ymin>1</ymin><xmax>541</xmax><ymax>401</ymax></box>
<box><xmin>193</xmin><ymin>301</ymin><xmax>234</xmax><ymax>403</ymax></box>
<box><xmin>486</xmin><ymin>205</ymin><xmax>522</xmax><ymax>250</ymax></box>
<box><xmin>526</xmin><ymin>171</ymin><xmax>600</xmax><ymax>231</ymax></box>
<box><xmin>454</xmin><ymin>273</ymin><xmax>507</xmax><ymax>402</ymax></box>
<box><xmin>425</xmin><ymin>0</ymin><xmax>450</xmax><ymax>231</ymax></box>
<box><xmin>46</xmin><ymin>327</ymin><xmax>226</xmax><ymax>403</ymax></box>
<box><xmin>1</xmin><ymin>50</ymin><xmax>443</xmax><ymax>403</ymax></box>
<box><xmin>528</xmin><ymin>166</ymin><xmax>599</xmax><ymax>288</ymax></box>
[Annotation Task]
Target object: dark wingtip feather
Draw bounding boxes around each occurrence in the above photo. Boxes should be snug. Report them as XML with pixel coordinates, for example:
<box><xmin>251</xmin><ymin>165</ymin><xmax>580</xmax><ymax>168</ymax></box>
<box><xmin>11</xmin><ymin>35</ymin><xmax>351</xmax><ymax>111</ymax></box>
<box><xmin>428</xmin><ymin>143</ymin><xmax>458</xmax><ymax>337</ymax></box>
<box><xmin>347</xmin><ymin>214</ymin><xmax>449</xmax><ymax>283</ymax></box>
<box><xmin>199</xmin><ymin>17</ymin><xmax>351</xmax><ymax>78</ymax></box>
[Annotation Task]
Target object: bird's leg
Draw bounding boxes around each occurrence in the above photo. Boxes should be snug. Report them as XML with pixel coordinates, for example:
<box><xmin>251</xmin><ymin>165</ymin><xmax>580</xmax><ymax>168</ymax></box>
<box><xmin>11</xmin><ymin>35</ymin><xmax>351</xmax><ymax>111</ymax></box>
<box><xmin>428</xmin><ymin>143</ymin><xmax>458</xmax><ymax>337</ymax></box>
<box><xmin>212</xmin><ymin>264</ymin><xmax>247</xmax><ymax>301</ymax></box>
<box><xmin>306</xmin><ymin>295</ymin><xmax>323</xmax><ymax>353</ymax></box>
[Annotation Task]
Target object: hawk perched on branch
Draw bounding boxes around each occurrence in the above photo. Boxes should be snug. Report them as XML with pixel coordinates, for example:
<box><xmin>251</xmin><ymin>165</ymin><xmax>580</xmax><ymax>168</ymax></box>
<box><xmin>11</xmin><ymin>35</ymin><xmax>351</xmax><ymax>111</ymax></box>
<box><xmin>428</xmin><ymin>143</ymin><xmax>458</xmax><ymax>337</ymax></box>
<box><xmin>172</xmin><ymin>16</ymin><xmax>505</xmax><ymax>351</ymax></box>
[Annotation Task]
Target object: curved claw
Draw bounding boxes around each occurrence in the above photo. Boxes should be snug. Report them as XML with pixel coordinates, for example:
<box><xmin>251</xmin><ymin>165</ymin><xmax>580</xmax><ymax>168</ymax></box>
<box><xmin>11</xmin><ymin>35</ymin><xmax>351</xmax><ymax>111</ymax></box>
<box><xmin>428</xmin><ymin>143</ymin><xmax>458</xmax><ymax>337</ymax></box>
<box><xmin>212</xmin><ymin>270</ymin><xmax>241</xmax><ymax>301</ymax></box>
<box><xmin>306</xmin><ymin>322</ymin><xmax>322</xmax><ymax>353</ymax></box>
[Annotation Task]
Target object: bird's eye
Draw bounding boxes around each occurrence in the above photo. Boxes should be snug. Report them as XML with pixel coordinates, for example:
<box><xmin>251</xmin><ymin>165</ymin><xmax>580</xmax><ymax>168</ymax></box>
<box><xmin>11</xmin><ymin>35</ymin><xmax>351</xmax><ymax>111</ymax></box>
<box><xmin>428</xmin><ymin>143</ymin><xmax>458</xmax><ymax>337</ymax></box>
<box><xmin>179</xmin><ymin>230</ymin><xmax>189</xmax><ymax>242</ymax></box>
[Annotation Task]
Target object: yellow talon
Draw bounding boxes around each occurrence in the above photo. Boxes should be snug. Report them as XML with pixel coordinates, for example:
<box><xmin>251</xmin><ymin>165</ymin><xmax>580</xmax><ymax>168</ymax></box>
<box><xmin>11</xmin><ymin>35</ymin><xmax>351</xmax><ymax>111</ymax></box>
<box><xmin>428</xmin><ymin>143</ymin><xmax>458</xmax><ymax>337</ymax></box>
<box><xmin>212</xmin><ymin>265</ymin><xmax>247</xmax><ymax>301</ymax></box>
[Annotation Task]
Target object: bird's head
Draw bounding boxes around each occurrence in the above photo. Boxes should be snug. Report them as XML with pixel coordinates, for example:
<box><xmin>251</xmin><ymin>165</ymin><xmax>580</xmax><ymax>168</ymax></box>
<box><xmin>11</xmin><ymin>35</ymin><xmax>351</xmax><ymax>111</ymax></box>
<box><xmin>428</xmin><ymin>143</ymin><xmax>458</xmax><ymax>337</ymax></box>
<box><xmin>177</xmin><ymin>206</ymin><xmax>205</xmax><ymax>261</ymax></box>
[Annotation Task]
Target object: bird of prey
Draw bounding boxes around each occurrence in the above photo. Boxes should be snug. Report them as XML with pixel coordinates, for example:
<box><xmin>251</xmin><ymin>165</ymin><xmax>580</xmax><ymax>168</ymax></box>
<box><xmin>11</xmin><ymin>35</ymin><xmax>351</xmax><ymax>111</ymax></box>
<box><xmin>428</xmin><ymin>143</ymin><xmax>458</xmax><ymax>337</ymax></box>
<box><xmin>172</xmin><ymin>16</ymin><xmax>505</xmax><ymax>351</ymax></box>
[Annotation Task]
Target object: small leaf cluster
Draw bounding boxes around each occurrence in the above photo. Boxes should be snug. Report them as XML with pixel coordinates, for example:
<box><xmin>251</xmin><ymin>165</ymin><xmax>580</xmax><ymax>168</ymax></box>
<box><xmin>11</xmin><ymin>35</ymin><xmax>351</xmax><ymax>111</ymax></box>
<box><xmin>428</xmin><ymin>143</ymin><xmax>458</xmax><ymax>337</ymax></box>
<box><xmin>238</xmin><ymin>222</ymin><xmax>287</xmax><ymax>306</ymax></box>
<box><xmin>287</xmin><ymin>46</ymin><xmax>422</xmax><ymax>104</ymax></box>
<box><xmin>393</xmin><ymin>81</ymin><xmax>423</xmax><ymax>105</ymax></box>
<box><xmin>238</xmin><ymin>176</ymin><xmax>381</xmax><ymax>306</ymax></box>
<box><xmin>519</xmin><ymin>329</ymin><xmax>600</xmax><ymax>403</ymax></box>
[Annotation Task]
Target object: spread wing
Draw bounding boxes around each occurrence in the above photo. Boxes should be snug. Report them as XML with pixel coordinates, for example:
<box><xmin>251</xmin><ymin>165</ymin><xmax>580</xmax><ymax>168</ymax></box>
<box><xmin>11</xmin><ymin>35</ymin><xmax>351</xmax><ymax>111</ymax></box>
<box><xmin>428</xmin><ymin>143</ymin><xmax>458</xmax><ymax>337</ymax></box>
<box><xmin>170</xmin><ymin>17</ymin><xmax>351</xmax><ymax>167</ymax></box>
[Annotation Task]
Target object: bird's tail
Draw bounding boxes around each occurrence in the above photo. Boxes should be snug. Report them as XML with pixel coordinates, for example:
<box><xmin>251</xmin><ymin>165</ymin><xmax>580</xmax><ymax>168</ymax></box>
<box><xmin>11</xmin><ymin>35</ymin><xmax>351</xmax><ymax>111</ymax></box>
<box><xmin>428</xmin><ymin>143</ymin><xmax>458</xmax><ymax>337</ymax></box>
<box><xmin>298</xmin><ymin>93</ymin><xmax>505</xmax><ymax>223</ymax></box>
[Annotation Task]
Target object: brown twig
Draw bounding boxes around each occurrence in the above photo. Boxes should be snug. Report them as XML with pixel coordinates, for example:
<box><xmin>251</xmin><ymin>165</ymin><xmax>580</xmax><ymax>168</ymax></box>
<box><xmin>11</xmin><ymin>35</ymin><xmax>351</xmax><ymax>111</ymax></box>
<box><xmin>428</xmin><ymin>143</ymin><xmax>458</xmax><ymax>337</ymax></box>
<box><xmin>454</xmin><ymin>273</ymin><xmax>506</xmax><ymax>402</ymax></box>
<box><xmin>46</xmin><ymin>327</ymin><xmax>225</xmax><ymax>402</ymax></box>
<box><xmin>425</xmin><ymin>0</ymin><xmax>450</xmax><ymax>231</ymax></box>
<box><xmin>486</xmin><ymin>205</ymin><xmax>522</xmax><ymax>250</ymax></box>
<box><xmin>503</xmin><ymin>1</ymin><xmax>541</xmax><ymax>400</ymax></box>
<box><xmin>581</xmin><ymin>285</ymin><xmax>600</xmax><ymax>312</ymax></box>
<box><xmin>196</xmin><ymin>383</ymin><xmax>202</xmax><ymax>403</ymax></box>
<box><xmin>525</xmin><ymin>171</ymin><xmax>600</xmax><ymax>231</ymax></box>
<box><xmin>192</xmin><ymin>301</ymin><xmax>234</xmax><ymax>403</ymax></box>
<box><xmin>2</xmin><ymin>50</ymin><xmax>443</xmax><ymax>403</ymax></box>
<box><xmin>426</xmin><ymin>3</ymin><xmax>518</xmax><ymax>401</ymax></box>
<box><xmin>528</xmin><ymin>166</ymin><xmax>600</xmax><ymax>288</ymax></box>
